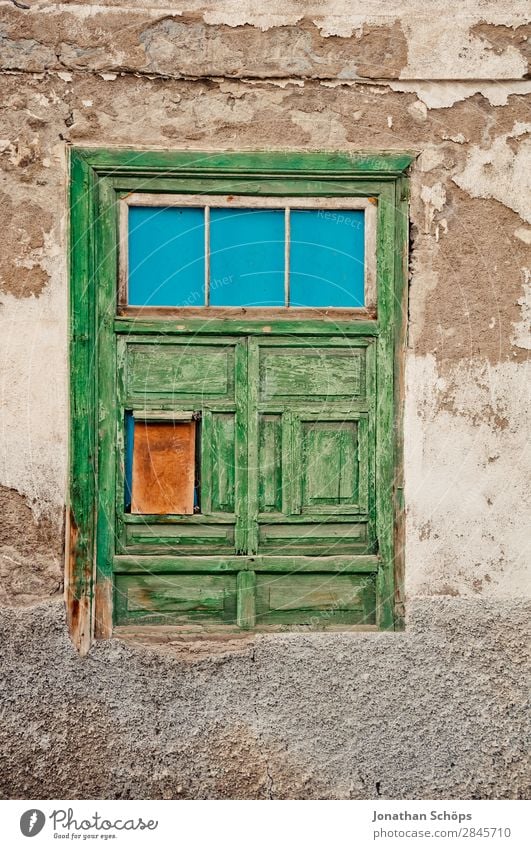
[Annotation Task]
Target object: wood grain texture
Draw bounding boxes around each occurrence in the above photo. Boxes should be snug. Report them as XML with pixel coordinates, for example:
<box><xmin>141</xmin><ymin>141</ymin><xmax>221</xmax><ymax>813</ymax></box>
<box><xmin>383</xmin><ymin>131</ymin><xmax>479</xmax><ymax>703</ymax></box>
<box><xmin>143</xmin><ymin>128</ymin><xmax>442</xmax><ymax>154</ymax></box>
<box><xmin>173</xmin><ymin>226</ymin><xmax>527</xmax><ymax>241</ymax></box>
<box><xmin>77</xmin><ymin>148</ymin><xmax>416</xmax><ymax>178</ymax></box>
<box><xmin>95</xmin><ymin>177</ymin><xmax>119</xmax><ymax>638</ymax></box>
<box><xmin>255</xmin><ymin>573</ymin><xmax>376</xmax><ymax>626</ymax></box>
<box><xmin>68</xmin><ymin>150</ymin><xmax>96</xmax><ymax>655</ymax></box>
<box><xmin>115</xmin><ymin>574</ymin><xmax>237</xmax><ymax>625</ymax></box>
<box><xmin>236</xmin><ymin>570</ymin><xmax>256</xmax><ymax>629</ymax></box>
<box><xmin>131</xmin><ymin>421</ymin><xmax>196</xmax><ymax>515</ymax></box>
<box><xmin>113</xmin><ymin>554</ymin><xmax>379</xmax><ymax>573</ymax></box>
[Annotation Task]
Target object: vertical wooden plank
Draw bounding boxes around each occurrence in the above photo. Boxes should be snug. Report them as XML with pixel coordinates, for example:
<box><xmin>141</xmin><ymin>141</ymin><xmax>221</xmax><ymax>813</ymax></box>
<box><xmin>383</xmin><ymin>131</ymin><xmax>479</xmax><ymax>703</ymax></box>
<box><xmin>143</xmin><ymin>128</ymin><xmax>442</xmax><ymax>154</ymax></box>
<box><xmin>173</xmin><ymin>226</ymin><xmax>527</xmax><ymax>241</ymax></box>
<box><xmin>68</xmin><ymin>150</ymin><xmax>96</xmax><ymax>653</ymax></box>
<box><xmin>94</xmin><ymin>176</ymin><xmax>119</xmax><ymax>639</ymax></box>
<box><xmin>237</xmin><ymin>570</ymin><xmax>256</xmax><ymax>629</ymax></box>
<box><xmin>364</xmin><ymin>199</ymin><xmax>378</xmax><ymax>311</ymax></box>
<box><xmin>200</xmin><ymin>409</ymin><xmax>213</xmax><ymax>515</ymax></box>
<box><xmin>374</xmin><ymin>185</ymin><xmax>397</xmax><ymax>630</ymax></box>
<box><xmin>366</xmin><ymin>339</ymin><xmax>378</xmax><ymax>553</ymax></box>
<box><xmin>258</xmin><ymin>415</ymin><xmax>282</xmax><ymax>513</ymax></box>
<box><xmin>234</xmin><ymin>338</ymin><xmax>248</xmax><ymax>553</ymax></box>
<box><xmin>357</xmin><ymin>416</ymin><xmax>369</xmax><ymax>513</ymax></box>
<box><xmin>246</xmin><ymin>338</ymin><xmax>259</xmax><ymax>553</ymax></box>
<box><xmin>393</xmin><ymin>175</ymin><xmax>410</xmax><ymax>630</ymax></box>
<box><xmin>281</xmin><ymin>410</ymin><xmax>301</xmax><ymax>516</ymax></box>
<box><xmin>290</xmin><ymin>413</ymin><xmax>302</xmax><ymax>514</ymax></box>
<box><xmin>117</xmin><ymin>197</ymin><xmax>129</xmax><ymax>308</ymax></box>
<box><xmin>338</xmin><ymin>424</ymin><xmax>357</xmax><ymax>503</ymax></box>
<box><xmin>115</xmin><ymin>337</ymin><xmax>128</xmax><ymax>538</ymax></box>
<box><xmin>209</xmin><ymin>413</ymin><xmax>236</xmax><ymax>512</ymax></box>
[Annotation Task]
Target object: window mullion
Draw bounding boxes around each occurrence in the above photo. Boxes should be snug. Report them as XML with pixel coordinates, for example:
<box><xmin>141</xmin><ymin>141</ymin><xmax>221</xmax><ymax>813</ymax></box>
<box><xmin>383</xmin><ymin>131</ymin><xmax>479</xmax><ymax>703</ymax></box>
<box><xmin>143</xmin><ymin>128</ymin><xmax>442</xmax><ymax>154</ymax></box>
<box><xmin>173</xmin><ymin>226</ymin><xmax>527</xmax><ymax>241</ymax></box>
<box><xmin>204</xmin><ymin>205</ymin><xmax>210</xmax><ymax>306</ymax></box>
<box><xmin>285</xmin><ymin>206</ymin><xmax>290</xmax><ymax>307</ymax></box>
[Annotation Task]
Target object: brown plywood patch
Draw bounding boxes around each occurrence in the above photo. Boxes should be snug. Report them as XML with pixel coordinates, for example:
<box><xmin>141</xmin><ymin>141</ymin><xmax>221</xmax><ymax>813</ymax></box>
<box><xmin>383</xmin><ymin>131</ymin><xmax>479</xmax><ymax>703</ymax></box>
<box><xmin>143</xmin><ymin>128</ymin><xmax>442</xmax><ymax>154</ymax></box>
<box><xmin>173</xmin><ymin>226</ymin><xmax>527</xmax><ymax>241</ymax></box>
<box><xmin>131</xmin><ymin>421</ymin><xmax>195</xmax><ymax>515</ymax></box>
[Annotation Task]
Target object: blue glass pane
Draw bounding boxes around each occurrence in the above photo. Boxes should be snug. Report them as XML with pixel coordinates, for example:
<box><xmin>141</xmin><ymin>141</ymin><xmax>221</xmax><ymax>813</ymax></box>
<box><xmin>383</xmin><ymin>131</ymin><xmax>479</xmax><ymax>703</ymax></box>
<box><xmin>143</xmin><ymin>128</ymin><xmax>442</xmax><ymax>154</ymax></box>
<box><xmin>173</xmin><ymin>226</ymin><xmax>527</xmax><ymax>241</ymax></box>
<box><xmin>289</xmin><ymin>209</ymin><xmax>365</xmax><ymax>307</ymax></box>
<box><xmin>128</xmin><ymin>206</ymin><xmax>205</xmax><ymax>306</ymax></box>
<box><xmin>209</xmin><ymin>209</ymin><xmax>285</xmax><ymax>306</ymax></box>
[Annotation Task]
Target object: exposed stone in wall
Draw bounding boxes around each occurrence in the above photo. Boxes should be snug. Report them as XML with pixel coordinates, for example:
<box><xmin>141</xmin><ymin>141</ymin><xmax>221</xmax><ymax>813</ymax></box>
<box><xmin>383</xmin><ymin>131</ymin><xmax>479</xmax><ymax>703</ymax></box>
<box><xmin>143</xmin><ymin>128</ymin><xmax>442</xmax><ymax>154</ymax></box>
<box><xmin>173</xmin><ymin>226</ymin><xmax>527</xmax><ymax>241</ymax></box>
<box><xmin>0</xmin><ymin>486</ymin><xmax>63</xmax><ymax>606</ymax></box>
<box><xmin>0</xmin><ymin>6</ymin><xmax>407</xmax><ymax>80</ymax></box>
<box><xmin>409</xmin><ymin>187</ymin><xmax>531</xmax><ymax>364</ymax></box>
<box><xmin>0</xmin><ymin>190</ymin><xmax>52</xmax><ymax>297</ymax></box>
<box><xmin>453</xmin><ymin>123</ymin><xmax>531</xmax><ymax>224</ymax></box>
<box><xmin>471</xmin><ymin>23</ymin><xmax>531</xmax><ymax>76</ymax></box>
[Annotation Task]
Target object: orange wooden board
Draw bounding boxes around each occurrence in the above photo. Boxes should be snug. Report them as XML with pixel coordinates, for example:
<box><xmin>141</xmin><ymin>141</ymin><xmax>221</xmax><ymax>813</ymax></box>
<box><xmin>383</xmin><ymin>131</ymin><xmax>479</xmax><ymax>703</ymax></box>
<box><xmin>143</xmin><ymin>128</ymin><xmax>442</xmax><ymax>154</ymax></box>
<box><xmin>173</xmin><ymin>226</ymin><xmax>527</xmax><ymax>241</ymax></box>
<box><xmin>131</xmin><ymin>421</ymin><xmax>196</xmax><ymax>515</ymax></box>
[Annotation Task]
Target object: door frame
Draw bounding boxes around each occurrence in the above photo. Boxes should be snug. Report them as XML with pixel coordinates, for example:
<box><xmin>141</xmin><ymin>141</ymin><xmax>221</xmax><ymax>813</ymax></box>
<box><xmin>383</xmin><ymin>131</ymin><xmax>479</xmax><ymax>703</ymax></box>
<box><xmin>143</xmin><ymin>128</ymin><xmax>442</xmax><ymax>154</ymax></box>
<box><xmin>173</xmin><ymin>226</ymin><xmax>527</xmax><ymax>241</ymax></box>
<box><xmin>68</xmin><ymin>148</ymin><xmax>413</xmax><ymax>653</ymax></box>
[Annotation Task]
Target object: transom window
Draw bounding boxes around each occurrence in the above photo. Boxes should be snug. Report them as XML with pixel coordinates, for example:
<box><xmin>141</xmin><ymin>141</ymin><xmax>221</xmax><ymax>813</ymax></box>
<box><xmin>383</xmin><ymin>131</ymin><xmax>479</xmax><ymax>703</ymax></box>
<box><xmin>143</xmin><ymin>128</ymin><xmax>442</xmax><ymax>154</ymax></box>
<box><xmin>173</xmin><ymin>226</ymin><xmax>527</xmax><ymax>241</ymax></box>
<box><xmin>120</xmin><ymin>195</ymin><xmax>376</xmax><ymax>310</ymax></box>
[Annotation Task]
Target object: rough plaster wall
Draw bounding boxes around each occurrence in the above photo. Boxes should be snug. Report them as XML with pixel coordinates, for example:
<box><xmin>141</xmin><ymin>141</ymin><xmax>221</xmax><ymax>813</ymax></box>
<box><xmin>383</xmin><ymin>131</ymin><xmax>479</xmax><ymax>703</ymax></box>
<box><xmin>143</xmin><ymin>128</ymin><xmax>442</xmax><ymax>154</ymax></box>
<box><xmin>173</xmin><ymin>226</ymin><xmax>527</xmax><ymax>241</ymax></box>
<box><xmin>1</xmin><ymin>600</ymin><xmax>530</xmax><ymax>799</ymax></box>
<box><xmin>0</xmin><ymin>0</ymin><xmax>529</xmax><ymax>798</ymax></box>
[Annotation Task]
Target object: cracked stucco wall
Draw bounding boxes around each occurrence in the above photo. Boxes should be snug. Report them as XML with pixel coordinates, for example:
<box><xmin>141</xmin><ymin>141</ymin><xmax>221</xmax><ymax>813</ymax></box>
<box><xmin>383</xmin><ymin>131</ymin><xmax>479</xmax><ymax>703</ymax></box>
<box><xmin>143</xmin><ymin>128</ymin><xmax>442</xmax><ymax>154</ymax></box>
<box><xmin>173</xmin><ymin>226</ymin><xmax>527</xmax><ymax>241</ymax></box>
<box><xmin>0</xmin><ymin>0</ymin><xmax>529</xmax><ymax>799</ymax></box>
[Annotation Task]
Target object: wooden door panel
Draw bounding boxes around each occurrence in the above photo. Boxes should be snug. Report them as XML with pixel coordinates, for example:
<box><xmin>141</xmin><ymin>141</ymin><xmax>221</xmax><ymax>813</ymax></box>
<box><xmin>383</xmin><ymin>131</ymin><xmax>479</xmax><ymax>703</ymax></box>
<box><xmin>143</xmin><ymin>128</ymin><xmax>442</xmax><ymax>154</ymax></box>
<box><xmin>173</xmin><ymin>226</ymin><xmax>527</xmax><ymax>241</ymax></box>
<box><xmin>255</xmin><ymin>573</ymin><xmax>376</xmax><ymax>626</ymax></box>
<box><xmin>117</xmin><ymin>336</ymin><xmax>245</xmax><ymax>557</ymax></box>
<box><xmin>115</xmin><ymin>574</ymin><xmax>237</xmax><ymax>625</ymax></box>
<box><xmin>201</xmin><ymin>411</ymin><xmax>236</xmax><ymax>514</ymax></box>
<box><xmin>257</xmin><ymin>521</ymin><xmax>371</xmax><ymax>554</ymax></box>
<box><xmin>257</xmin><ymin>414</ymin><xmax>283</xmax><ymax>514</ymax></box>
<box><xmin>127</xmin><ymin>342</ymin><xmax>235</xmax><ymax>402</ymax></box>
<box><xmin>259</xmin><ymin>346</ymin><xmax>366</xmax><ymax>401</ymax></box>
<box><xmin>122</xmin><ymin>520</ymin><xmax>235</xmax><ymax>555</ymax></box>
<box><xmin>253</xmin><ymin>337</ymin><xmax>375</xmax><ymax>558</ymax></box>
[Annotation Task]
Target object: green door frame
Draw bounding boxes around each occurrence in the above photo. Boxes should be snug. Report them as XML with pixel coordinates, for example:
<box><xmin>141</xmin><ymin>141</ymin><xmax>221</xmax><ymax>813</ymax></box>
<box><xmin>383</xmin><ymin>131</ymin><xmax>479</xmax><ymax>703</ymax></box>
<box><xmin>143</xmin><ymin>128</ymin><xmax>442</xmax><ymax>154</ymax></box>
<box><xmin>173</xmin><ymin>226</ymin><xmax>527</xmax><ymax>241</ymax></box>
<box><xmin>69</xmin><ymin>148</ymin><xmax>413</xmax><ymax>653</ymax></box>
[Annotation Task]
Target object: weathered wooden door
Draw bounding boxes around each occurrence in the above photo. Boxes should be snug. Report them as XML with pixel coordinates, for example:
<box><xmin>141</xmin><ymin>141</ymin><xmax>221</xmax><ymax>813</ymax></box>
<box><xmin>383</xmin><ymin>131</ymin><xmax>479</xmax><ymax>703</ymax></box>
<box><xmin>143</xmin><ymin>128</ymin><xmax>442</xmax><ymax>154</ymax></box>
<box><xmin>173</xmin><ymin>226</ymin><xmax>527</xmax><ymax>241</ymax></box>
<box><xmin>69</xmin><ymin>150</ymin><xmax>410</xmax><ymax>648</ymax></box>
<box><xmin>114</xmin><ymin>332</ymin><xmax>377</xmax><ymax>629</ymax></box>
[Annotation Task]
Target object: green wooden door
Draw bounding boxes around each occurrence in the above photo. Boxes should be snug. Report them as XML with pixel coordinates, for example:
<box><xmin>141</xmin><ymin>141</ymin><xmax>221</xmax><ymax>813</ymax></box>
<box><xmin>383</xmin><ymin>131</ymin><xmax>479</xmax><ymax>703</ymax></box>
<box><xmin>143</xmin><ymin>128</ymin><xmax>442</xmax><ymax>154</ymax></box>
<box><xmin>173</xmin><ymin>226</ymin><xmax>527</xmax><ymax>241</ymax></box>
<box><xmin>114</xmin><ymin>332</ymin><xmax>378</xmax><ymax>630</ymax></box>
<box><xmin>69</xmin><ymin>150</ymin><xmax>410</xmax><ymax>648</ymax></box>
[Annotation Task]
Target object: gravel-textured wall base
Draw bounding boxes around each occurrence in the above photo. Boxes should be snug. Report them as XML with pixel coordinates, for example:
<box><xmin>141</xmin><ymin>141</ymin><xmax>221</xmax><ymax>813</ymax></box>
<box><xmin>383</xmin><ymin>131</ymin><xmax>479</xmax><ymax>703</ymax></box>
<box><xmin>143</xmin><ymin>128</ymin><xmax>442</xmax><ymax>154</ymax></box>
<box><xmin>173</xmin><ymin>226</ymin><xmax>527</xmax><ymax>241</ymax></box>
<box><xmin>1</xmin><ymin>599</ymin><xmax>528</xmax><ymax>799</ymax></box>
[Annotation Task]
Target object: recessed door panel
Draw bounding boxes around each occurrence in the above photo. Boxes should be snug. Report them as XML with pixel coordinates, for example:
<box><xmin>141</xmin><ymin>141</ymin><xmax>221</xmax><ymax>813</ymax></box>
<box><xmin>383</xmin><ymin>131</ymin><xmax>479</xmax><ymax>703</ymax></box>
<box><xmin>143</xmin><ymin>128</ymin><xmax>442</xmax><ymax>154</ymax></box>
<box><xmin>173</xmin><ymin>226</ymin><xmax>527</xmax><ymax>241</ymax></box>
<box><xmin>259</xmin><ymin>346</ymin><xmax>366</xmax><ymax>402</ymax></box>
<box><xmin>302</xmin><ymin>421</ymin><xmax>359</xmax><ymax>507</ymax></box>
<box><xmin>255</xmin><ymin>573</ymin><xmax>376</xmax><ymax>626</ymax></box>
<box><xmin>127</xmin><ymin>343</ymin><xmax>235</xmax><ymax>401</ymax></box>
<box><xmin>258</xmin><ymin>414</ymin><xmax>283</xmax><ymax>514</ymax></box>
<box><xmin>115</xmin><ymin>574</ymin><xmax>237</xmax><ymax>625</ymax></box>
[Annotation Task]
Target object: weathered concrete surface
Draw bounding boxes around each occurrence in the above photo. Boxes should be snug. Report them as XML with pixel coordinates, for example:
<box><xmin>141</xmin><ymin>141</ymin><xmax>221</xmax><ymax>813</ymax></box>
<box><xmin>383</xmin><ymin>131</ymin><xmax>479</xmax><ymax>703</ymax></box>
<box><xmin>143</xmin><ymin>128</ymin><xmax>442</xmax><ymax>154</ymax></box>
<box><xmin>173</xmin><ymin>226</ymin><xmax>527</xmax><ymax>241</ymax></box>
<box><xmin>0</xmin><ymin>599</ymin><xmax>529</xmax><ymax>799</ymax></box>
<box><xmin>0</xmin><ymin>0</ymin><xmax>530</xmax><ymax>799</ymax></box>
